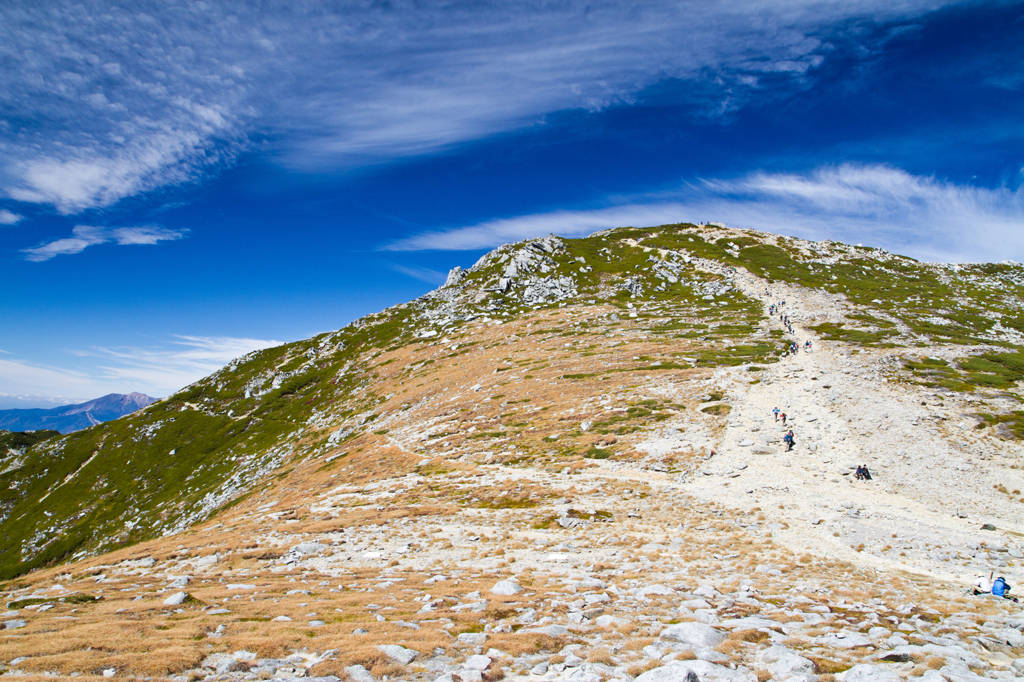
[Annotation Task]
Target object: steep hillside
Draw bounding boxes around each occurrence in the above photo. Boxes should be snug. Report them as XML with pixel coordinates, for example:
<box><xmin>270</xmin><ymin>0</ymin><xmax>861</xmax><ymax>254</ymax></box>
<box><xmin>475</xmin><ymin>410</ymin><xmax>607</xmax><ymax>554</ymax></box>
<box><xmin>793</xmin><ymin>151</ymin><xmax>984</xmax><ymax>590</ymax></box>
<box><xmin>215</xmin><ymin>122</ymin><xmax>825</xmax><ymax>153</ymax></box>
<box><xmin>2</xmin><ymin>223</ymin><xmax>1024</xmax><ymax>681</ymax></box>
<box><xmin>0</xmin><ymin>392</ymin><xmax>156</xmax><ymax>434</ymax></box>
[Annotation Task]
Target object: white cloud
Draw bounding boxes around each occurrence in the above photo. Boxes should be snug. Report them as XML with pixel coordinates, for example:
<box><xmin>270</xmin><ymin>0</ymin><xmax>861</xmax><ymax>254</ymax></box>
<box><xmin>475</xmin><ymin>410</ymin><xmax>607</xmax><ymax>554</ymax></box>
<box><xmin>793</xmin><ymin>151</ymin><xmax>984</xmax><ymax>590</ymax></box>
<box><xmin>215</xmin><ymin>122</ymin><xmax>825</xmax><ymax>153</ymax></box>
<box><xmin>0</xmin><ymin>335</ymin><xmax>282</xmax><ymax>400</ymax></box>
<box><xmin>21</xmin><ymin>225</ymin><xmax>186</xmax><ymax>262</ymax></box>
<box><xmin>77</xmin><ymin>336</ymin><xmax>283</xmax><ymax>394</ymax></box>
<box><xmin>0</xmin><ymin>209</ymin><xmax>22</xmax><ymax>224</ymax></box>
<box><xmin>383</xmin><ymin>164</ymin><xmax>1024</xmax><ymax>263</ymax></box>
<box><xmin>389</xmin><ymin>264</ymin><xmax>447</xmax><ymax>285</ymax></box>
<box><xmin>0</xmin><ymin>358</ymin><xmax>98</xmax><ymax>402</ymax></box>
<box><xmin>0</xmin><ymin>393</ymin><xmax>85</xmax><ymax>410</ymax></box>
<box><xmin>697</xmin><ymin>165</ymin><xmax>1024</xmax><ymax>262</ymax></box>
<box><xmin>0</xmin><ymin>1</ymin><xmax>958</xmax><ymax>212</ymax></box>
<box><xmin>383</xmin><ymin>205</ymin><xmax>694</xmax><ymax>252</ymax></box>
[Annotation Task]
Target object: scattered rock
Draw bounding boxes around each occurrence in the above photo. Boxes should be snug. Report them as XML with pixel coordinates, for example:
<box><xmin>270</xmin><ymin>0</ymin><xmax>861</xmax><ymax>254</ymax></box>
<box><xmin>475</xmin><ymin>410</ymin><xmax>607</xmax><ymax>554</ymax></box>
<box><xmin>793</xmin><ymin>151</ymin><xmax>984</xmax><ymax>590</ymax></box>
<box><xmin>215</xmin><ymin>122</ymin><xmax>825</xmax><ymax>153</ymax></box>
<box><xmin>457</xmin><ymin>633</ymin><xmax>487</xmax><ymax>645</ymax></box>
<box><xmin>769</xmin><ymin>653</ymin><xmax>815</xmax><ymax>679</ymax></box>
<box><xmin>840</xmin><ymin>664</ymin><xmax>903</xmax><ymax>682</ymax></box>
<box><xmin>636</xmin><ymin>660</ymin><xmax>755</xmax><ymax>682</ymax></box>
<box><xmin>660</xmin><ymin>622</ymin><xmax>726</xmax><ymax>648</ymax></box>
<box><xmin>524</xmin><ymin>624</ymin><xmax>569</xmax><ymax>637</ymax></box>
<box><xmin>345</xmin><ymin>664</ymin><xmax>376</xmax><ymax>682</ymax></box>
<box><xmin>162</xmin><ymin>592</ymin><xmax>188</xmax><ymax>606</ymax></box>
<box><xmin>490</xmin><ymin>579</ymin><xmax>523</xmax><ymax>595</ymax></box>
<box><xmin>378</xmin><ymin>644</ymin><xmax>418</xmax><ymax>665</ymax></box>
<box><xmin>202</xmin><ymin>653</ymin><xmax>240</xmax><ymax>674</ymax></box>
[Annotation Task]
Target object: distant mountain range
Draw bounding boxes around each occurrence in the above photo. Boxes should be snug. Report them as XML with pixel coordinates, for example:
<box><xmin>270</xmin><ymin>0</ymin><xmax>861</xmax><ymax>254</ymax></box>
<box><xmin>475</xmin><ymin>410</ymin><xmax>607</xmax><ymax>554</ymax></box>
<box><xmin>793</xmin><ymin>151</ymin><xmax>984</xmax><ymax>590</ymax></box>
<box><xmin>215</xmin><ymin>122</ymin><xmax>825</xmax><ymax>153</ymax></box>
<box><xmin>0</xmin><ymin>392</ymin><xmax>157</xmax><ymax>434</ymax></box>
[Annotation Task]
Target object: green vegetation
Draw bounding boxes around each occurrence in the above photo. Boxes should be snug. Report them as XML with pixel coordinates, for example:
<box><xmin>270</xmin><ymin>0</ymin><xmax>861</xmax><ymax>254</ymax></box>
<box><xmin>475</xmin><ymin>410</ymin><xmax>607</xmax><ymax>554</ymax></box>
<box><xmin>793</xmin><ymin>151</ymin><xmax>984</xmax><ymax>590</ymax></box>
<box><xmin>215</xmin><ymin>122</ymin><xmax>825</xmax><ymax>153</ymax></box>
<box><xmin>975</xmin><ymin>412</ymin><xmax>1024</xmax><ymax>439</ymax></box>
<box><xmin>0</xmin><ymin>301</ymin><xmax>422</xmax><ymax>580</ymax></box>
<box><xmin>591</xmin><ymin>401</ymin><xmax>674</xmax><ymax>435</ymax></box>
<box><xmin>7</xmin><ymin>594</ymin><xmax>100</xmax><ymax>610</ymax></box>
<box><xmin>810</xmin><ymin>323</ymin><xmax>897</xmax><ymax>345</ymax></box>
<box><xmin>477</xmin><ymin>496</ymin><xmax>540</xmax><ymax>509</ymax></box>
<box><xmin>533</xmin><ymin>508</ymin><xmax>613</xmax><ymax>528</ymax></box>
<box><xmin>0</xmin><ymin>430</ymin><xmax>60</xmax><ymax>454</ymax></box>
<box><xmin>905</xmin><ymin>351</ymin><xmax>1024</xmax><ymax>396</ymax></box>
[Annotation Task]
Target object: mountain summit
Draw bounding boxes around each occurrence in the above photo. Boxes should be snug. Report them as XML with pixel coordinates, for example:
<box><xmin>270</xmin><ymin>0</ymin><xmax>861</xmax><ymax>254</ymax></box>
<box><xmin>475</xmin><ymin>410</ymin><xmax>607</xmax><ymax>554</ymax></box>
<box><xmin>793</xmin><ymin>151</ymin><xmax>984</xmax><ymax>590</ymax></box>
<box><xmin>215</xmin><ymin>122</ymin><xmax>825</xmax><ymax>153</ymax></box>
<box><xmin>1</xmin><ymin>223</ymin><xmax>1023</xmax><ymax>679</ymax></box>
<box><xmin>0</xmin><ymin>392</ymin><xmax>156</xmax><ymax>434</ymax></box>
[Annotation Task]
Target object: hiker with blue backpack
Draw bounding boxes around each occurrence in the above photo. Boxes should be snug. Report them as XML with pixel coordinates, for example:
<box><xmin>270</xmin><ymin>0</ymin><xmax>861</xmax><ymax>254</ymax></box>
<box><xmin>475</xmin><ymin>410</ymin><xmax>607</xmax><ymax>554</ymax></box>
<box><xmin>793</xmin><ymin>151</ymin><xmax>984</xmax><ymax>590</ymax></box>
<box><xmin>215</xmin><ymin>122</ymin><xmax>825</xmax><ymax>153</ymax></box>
<box><xmin>992</xmin><ymin>576</ymin><xmax>1017</xmax><ymax>601</ymax></box>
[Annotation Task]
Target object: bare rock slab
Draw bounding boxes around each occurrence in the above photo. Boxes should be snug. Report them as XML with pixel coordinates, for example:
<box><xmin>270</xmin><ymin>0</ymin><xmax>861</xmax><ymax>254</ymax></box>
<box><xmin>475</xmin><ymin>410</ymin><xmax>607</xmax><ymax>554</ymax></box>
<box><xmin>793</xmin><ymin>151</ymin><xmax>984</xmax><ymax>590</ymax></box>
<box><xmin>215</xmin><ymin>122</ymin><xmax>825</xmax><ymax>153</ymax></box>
<box><xmin>660</xmin><ymin>622</ymin><xmax>726</xmax><ymax>648</ymax></box>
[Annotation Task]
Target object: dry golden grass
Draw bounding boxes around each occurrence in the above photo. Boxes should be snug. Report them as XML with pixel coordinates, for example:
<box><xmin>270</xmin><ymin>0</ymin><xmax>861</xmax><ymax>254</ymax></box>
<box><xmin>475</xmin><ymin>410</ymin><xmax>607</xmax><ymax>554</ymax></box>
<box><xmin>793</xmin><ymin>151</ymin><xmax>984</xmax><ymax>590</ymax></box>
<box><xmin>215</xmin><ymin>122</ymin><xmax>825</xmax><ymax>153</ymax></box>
<box><xmin>586</xmin><ymin>648</ymin><xmax>615</xmax><ymax>665</ymax></box>
<box><xmin>620</xmin><ymin>637</ymin><xmax>655</xmax><ymax>652</ymax></box>
<box><xmin>728</xmin><ymin>629</ymin><xmax>773</xmax><ymax>645</ymax></box>
<box><xmin>486</xmin><ymin>632</ymin><xmax>565</xmax><ymax>656</ymax></box>
<box><xmin>625</xmin><ymin>660</ymin><xmax>660</xmax><ymax>677</ymax></box>
<box><xmin>808</xmin><ymin>656</ymin><xmax>853</xmax><ymax>674</ymax></box>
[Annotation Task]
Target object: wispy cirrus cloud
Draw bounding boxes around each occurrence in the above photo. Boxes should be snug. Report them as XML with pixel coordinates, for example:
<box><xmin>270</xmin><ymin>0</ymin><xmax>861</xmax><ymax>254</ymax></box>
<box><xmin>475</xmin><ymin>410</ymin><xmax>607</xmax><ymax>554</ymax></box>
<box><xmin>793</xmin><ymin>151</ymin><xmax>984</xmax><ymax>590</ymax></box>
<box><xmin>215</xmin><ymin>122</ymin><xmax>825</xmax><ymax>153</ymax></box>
<box><xmin>389</xmin><ymin>264</ymin><xmax>448</xmax><ymax>285</ymax></box>
<box><xmin>0</xmin><ymin>335</ymin><xmax>282</xmax><ymax>400</ymax></box>
<box><xmin>0</xmin><ymin>209</ymin><xmax>22</xmax><ymax>225</ymax></box>
<box><xmin>75</xmin><ymin>335</ymin><xmax>283</xmax><ymax>393</ymax></box>
<box><xmin>21</xmin><ymin>225</ymin><xmax>186</xmax><ymax>262</ymax></box>
<box><xmin>0</xmin><ymin>0</ymin><xmax>961</xmax><ymax>214</ymax></box>
<box><xmin>383</xmin><ymin>164</ymin><xmax>1024</xmax><ymax>263</ymax></box>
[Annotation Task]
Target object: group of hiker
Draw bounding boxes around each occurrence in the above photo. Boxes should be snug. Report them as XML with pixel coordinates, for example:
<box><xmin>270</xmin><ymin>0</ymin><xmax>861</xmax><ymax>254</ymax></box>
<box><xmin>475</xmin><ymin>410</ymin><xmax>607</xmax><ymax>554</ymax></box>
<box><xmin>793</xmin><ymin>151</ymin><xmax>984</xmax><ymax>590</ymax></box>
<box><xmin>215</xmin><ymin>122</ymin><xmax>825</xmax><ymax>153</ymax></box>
<box><xmin>854</xmin><ymin>464</ymin><xmax>872</xmax><ymax>480</ymax></box>
<box><xmin>772</xmin><ymin>407</ymin><xmax>796</xmax><ymax>451</ymax></box>
<box><xmin>973</xmin><ymin>573</ymin><xmax>1017</xmax><ymax>602</ymax></box>
<box><xmin>767</xmin><ymin>299</ymin><xmax>797</xmax><ymax>336</ymax></box>
<box><xmin>785</xmin><ymin>340</ymin><xmax>814</xmax><ymax>355</ymax></box>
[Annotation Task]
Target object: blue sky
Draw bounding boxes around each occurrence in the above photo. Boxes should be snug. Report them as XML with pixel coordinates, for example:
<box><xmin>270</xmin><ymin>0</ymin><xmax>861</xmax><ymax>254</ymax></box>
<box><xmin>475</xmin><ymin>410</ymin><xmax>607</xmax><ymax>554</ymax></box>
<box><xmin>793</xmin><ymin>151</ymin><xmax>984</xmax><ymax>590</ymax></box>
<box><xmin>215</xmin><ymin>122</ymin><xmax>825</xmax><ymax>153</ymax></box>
<box><xmin>2</xmin><ymin>0</ymin><xmax>1023</xmax><ymax>405</ymax></box>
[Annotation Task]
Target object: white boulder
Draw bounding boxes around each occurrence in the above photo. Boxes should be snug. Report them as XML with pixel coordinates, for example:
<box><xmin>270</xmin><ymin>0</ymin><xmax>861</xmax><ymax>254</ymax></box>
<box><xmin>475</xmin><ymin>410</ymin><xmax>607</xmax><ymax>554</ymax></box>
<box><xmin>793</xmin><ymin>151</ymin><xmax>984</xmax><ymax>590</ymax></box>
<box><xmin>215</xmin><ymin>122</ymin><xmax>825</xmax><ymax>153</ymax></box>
<box><xmin>660</xmin><ymin>622</ymin><xmax>726</xmax><ymax>648</ymax></box>
<box><xmin>377</xmin><ymin>644</ymin><xmax>418</xmax><ymax>665</ymax></box>
<box><xmin>163</xmin><ymin>592</ymin><xmax>188</xmax><ymax>606</ymax></box>
<box><xmin>490</xmin><ymin>579</ymin><xmax>523</xmax><ymax>595</ymax></box>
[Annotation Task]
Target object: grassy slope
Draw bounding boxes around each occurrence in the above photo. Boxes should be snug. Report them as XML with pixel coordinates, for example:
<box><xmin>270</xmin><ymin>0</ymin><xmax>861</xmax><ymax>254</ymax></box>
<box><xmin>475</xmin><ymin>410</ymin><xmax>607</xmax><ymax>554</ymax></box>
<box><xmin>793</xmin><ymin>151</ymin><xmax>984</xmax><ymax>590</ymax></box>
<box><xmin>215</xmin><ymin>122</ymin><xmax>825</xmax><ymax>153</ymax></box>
<box><xmin>3</xmin><ymin>223</ymin><xmax>1023</xmax><ymax>579</ymax></box>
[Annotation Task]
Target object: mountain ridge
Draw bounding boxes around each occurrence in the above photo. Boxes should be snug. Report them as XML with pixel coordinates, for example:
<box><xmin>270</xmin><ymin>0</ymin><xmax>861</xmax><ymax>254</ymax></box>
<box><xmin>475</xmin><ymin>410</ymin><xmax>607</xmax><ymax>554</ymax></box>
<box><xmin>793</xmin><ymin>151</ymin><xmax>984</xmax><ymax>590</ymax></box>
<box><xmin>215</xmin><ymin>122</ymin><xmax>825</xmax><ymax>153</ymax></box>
<box><xmin>1</xmin><ymin>223</ymin><xmax>1023</xmax><ymax>679</ymax></box>
<box><xmin>4</xmin><ymin>223</ymin><xmax>1024</xmax><ymax>579</ymax></box>
<box><xmin>0</xmin><ymin>392</ymin><xmax>156</xmax><ymax>434</ymax></box>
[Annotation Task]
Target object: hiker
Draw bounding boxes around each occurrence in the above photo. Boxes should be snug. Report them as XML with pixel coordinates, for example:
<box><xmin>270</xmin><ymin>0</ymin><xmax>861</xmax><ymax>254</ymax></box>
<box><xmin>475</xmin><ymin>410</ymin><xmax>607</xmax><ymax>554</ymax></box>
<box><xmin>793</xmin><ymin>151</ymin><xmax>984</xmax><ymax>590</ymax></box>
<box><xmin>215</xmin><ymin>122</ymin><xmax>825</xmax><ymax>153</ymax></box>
<box><xmin>861</xmin><ymin>464</ymin><xmax>872</xmax><ymax>480</ymax></box>
<box><xmin>854</xmin><ymin>465</ymin><xmax>864</xmax><ymax>480</ymax></box>
<box><xmin>781</xmin><ymin>412</ymin><xmax>787</xmax><ymax>425</ymax></box>
<box><xmin>773</xmin><ymin>407</ymin><xmax>780</xmax><ymax>422</ymax></box>
<box><xmin>993</xmin><ymin>576</ymin><xmax>1013</xmax><ymax>599</ymax></box>
<box><xmin>784</xmin><ymin>430</ymin><xmax>795</xmax><ymax>451</ymax></box>
<box><xmin>973</xmin><ymin>574</ymin><xmax>992</xmax><ymax>595</ymax></box>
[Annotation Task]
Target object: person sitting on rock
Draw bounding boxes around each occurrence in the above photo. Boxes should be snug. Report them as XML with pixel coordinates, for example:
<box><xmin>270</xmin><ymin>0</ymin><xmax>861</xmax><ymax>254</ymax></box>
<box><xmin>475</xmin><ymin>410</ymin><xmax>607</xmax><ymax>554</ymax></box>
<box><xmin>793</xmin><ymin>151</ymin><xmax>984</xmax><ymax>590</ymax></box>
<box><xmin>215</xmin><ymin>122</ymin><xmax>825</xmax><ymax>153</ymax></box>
<box><xmin>992</xmin><ymin>576</ymin><xmax>1016</xmax><ymax>601</ymax></box>
<box><xmin>973</xmin><ymin>574</ymin><xmax>992</xmax><ymax>595</ymax></box>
